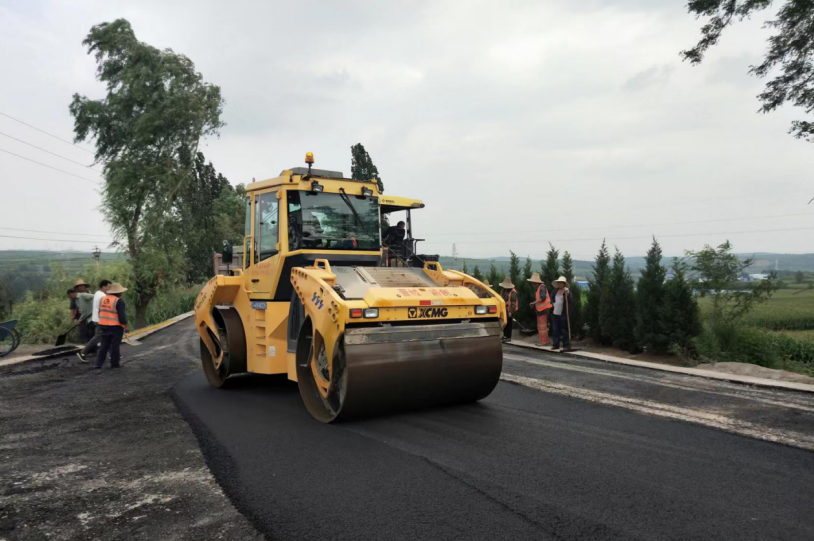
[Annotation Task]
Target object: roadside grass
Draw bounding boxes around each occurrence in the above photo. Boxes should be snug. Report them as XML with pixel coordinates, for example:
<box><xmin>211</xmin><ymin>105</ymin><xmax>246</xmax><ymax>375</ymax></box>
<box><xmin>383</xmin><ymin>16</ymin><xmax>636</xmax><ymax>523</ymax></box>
<box><xmin>696</xmin><ymin>289</ymin><xmax>814</xmax><ymax>376</ymax></box>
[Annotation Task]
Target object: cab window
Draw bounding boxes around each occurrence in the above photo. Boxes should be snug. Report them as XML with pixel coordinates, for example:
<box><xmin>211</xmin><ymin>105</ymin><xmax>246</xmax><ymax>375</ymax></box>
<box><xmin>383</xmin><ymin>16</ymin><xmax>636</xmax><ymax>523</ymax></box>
<box><xmin>254</xmin><ymin>192</ymin><xmax>278</xmax><ymax>262</ymax></box>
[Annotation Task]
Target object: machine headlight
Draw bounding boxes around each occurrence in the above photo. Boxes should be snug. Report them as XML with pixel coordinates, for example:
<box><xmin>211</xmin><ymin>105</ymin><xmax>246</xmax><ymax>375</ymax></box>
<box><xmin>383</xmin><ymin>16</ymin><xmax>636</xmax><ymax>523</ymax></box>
<box><xmin>364</xmin><ymin>308</ymin><xmax>379</xmax><ymax>318</ymax></box>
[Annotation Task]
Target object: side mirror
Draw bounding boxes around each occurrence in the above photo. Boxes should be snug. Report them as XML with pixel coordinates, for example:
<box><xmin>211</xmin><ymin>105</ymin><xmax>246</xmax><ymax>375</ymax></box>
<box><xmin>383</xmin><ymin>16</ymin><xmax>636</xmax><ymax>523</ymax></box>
<box><xmin>221</xmin><ymin>240</ymin><xmax>233</xmax><ymax>264</ymax></box>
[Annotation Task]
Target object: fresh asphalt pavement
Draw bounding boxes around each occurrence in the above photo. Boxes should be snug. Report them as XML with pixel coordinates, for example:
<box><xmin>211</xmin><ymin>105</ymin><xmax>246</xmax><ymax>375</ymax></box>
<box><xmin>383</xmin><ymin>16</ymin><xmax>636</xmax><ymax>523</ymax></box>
<box><xmin>174</xmin><ymin>338</ymin><xmax>814</xmax><ymax>541</ymax></box>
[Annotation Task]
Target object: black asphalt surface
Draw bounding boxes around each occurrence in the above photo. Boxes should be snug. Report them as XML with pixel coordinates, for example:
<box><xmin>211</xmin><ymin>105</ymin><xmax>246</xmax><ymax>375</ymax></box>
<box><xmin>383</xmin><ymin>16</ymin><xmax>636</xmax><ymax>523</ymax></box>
<box><xmin>174</xmin><ymin>367</ymin><xmax>814</xmax><ymax>541</ymax></box>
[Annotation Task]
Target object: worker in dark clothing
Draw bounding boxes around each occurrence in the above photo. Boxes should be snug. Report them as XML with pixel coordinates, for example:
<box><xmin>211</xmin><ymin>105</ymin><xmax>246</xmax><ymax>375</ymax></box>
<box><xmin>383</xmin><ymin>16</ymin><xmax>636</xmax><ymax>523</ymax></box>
<box><xmin>499</xmin><ymin>277</ymin><xmax>518</xmax><ymax>342</ymax></box>
<box><xmin>95</xmin><ymin>282</ymin><xmax>129</xmax><ymax>369</ymax></box>
<box><xmin>383</xmin><ymin>221</ymin><xmax>406</xmax><ymax>246</ymax></box>
<box><xmin>68</xmin><ymin>289</ymin><xmax>78</xmax><ymax>321</ymax></box>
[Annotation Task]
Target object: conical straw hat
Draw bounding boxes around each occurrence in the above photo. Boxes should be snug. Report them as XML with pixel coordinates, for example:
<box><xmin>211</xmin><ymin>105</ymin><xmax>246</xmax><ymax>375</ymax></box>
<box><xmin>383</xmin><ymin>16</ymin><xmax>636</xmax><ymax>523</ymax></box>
<box><xmin>107</xmin><ymin>282</ymin><xmax>128</xmax><ymax>294</ymax></box>
<box><xmin>498</xmin><ymin>276</ymin><xmax>514</xmax><ymax>289</ymax></box>
<box><xmin>552</xmin><ymin>275</ymin><xmax>569</xmax><ymax>288</ymax></box>
<box><xmin>527</xmin><ymin>272</ymin><xmax>544</xmax><ymax>284</ymax></box>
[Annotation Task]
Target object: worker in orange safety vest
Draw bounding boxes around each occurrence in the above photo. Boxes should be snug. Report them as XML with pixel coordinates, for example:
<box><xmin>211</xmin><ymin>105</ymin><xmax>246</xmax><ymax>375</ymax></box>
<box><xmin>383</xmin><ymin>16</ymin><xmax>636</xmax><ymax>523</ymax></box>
<box><xmin>95</xmin><ymin>282</ymin><xmax>129</xmax><ymax>369</ymax></box>
<box><xmin>499</xmin><ymin>277</ymin><xmax>518</xmax><ymax>342</ymax></box>
<box><xmin>527</xmin><ymin>272</ymin><xmax>552</xmax><ymax>345</ymax></box>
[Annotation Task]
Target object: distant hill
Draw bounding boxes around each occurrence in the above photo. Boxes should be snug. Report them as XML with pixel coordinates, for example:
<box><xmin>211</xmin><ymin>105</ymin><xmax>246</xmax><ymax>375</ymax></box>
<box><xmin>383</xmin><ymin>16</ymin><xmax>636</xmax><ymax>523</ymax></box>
<box><xmin>0</xmin><ymin>250</ymin><xmax>123</xmax><ymax>273</ymax></box>
<box><xmin>438</xmin><ymin>252</ymin><xmax>814</xmax><ymax>279</ymax></box>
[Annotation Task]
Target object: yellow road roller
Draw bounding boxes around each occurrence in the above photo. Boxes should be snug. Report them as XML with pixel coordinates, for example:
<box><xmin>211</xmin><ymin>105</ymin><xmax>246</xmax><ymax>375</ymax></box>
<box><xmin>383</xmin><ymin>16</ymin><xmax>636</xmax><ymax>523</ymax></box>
<box><xmin>194</xmin><ymin>154</ymin><xmax>505</xmax><ymax>422</ymax></box>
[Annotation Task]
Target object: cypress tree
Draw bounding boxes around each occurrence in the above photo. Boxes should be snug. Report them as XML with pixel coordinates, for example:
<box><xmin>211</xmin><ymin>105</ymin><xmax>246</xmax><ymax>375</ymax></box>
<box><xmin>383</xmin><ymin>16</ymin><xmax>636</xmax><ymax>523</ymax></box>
<box><xmin>661</xmin><ymin>258</ymin><xmax>701</xmax><ymax>356</ymax></box>
<box><xmin>599</xmin><ymin>248</ymin><xmax>638</xmax><ymax>352</ymax></box>
<box><xmin>541</xmin><ymin>244</ymin><xmax>560</xmax><ymax>295</ymax></box>
<box><xmin>509</xmin><ymin>251</ymin><xmax>521</xmax><ymax>287</ymax></box>
<box><xmin>462</xmin><ymin>260</ymin><xmax>469</xmax><ymax>274</ymax></box>
<box><xmin>487</xmin><ymin>263</ymin><xmax>502</xmax><ymax>290</ymax></box>
<box><xmin>635</xmin><ymin>237</ymin><xmax>668</xmax><ymax>353</ymax></box>
<box><xmin>585</xmin><ymin>240</ymin><xmax>611</xmax><ymax>343</ymax></box>
<box><xmin>472</xmin><ymin>265</ymin><xmax>484</xmax><ymax>282</ymax></box>
<box><xmin>561</xmin><ymin>251</ymin><xmax>584</xmax><ymax>339</ymax></box>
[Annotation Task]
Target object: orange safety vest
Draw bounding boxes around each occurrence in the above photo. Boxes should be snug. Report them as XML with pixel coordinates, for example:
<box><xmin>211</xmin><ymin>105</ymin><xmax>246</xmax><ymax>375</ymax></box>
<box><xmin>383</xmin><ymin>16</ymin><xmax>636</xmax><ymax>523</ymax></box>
<box><xmin>340</xmin><ymin>237</ymin><xmax>358</xmax><ymax>248</ymax></box>
<box><xmin>501</xmin><ymin>288</ymin><xmax>518</xmax><ymax>314</ymax></box>
<box><xmin>534</xmin><ymin>285</ymin><xmax>552</xmax><ymax>313</ymax></box>
<box><xmin>98</xmin><ymin>295</ymin><xmax>123</xmax><ymax>327</ymax></box>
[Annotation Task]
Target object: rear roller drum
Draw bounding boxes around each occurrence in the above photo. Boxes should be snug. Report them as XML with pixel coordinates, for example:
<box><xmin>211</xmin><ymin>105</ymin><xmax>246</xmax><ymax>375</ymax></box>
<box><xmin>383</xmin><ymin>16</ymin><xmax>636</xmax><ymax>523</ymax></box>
<box><xmin>200</xmin><ymin>307</ymin><xmax>247</xmax><ymax>388</ymax></box>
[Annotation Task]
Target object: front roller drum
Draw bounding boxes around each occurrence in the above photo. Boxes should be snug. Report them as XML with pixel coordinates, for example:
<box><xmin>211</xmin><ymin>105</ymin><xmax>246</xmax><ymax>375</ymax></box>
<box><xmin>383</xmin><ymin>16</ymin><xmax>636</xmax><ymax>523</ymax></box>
<box><xmin>200</xmin><ymin>307</ymin><xmax>247</xmax><ymax>388</ymax></box>
<box><xmin>297</xmin><ymin>321</ymin><xmax>503</xmax><ymax>423</ymax></box>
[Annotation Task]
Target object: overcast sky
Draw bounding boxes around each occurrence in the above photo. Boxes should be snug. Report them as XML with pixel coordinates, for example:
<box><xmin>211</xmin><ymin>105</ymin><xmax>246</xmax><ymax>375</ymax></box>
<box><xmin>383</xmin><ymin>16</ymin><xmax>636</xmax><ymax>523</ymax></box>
<box><xmin>1</xmin><ymin>0</ymin><xmax>812</xmax><ymax>261</ymax></box>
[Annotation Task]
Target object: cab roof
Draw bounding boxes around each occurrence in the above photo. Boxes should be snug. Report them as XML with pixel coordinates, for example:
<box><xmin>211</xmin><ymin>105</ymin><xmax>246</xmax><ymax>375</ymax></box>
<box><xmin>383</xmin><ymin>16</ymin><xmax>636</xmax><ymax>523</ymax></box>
<box><xmin>380</xmin><ymin>195</ymin><xmax>425</xmax><ymax>214</ymax></box>
<box><xmin>245</xmin><ymin>168</ymin><xmax>424</xmax><ymax>212</ymax></box>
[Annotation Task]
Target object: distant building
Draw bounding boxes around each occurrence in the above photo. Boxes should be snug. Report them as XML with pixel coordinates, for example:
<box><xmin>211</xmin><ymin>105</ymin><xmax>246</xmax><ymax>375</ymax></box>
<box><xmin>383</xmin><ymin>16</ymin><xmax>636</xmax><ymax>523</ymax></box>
<box><xmin>574</xmin><ymin>276</ymin><xmax>589</xmax><ymax>289</ymax></box>
<box><xmin>748</xmin><ymin>274</ymin><xmax>770</xmax><ymax>281</ymax></box>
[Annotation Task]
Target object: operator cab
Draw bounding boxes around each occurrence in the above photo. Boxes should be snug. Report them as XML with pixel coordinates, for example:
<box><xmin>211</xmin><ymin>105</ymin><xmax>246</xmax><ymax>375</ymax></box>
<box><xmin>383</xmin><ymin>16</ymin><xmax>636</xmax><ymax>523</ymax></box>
<box><xmin>215</xmin><ymin>155</ymin><xmax>437</xmax><ymax>288</ymax></box>
<box><xmin>379</xmin><ymin>195</ymin><xmax>437</xmax><ymax>267</ymax></box>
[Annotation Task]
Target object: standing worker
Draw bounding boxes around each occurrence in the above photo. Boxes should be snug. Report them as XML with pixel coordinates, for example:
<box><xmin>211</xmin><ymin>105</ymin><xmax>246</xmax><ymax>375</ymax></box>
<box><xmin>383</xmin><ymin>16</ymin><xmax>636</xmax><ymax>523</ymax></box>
<box><xmin>77</xmin><ymin>280</ymin><xmax>112</xmax><ymax>363</ymax></box>
<box><xmin>551</xmin><ymin>276</ymin><xmax>573</xmax><ymax>351</ymax></box>
<box><xmin>499</xmin><ymin>276</ymin><xmax>518</xmax><ymax>343</ymax></box>
<box><xmin>67</xmin><ymin>289</ymin><xmax>78</xmax><ymax>321</ymax></box>
<box><xmin>75</xmin><ymin>289</ymin><xmax>95</xmax><ymax>344</ymax></box>
<box><xmin>95</xmin><ymin>282</ymin><xmax>129</xmax><ymax>369</ymax></box>
<box><xmin>527</xmin><ymin>272</ymin><xmax>552</xmax><ymax>345</ymax></box>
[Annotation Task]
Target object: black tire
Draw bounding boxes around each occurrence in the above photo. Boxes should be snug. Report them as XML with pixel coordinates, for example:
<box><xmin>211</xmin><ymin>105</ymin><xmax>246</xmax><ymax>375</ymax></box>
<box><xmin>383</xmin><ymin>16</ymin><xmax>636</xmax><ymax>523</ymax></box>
<box><xmin>200</xmin><ymin>307</ymin><xmax>247</xmax><ymax>388</ymax></box>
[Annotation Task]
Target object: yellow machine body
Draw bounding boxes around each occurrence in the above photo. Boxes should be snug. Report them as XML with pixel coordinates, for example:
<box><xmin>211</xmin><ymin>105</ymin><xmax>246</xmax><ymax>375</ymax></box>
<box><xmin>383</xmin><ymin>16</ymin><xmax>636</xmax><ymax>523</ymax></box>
<box><xmin>194</xmin><ymin>164</ymin><xmax>506</xmax><ymax>421</ymax></box>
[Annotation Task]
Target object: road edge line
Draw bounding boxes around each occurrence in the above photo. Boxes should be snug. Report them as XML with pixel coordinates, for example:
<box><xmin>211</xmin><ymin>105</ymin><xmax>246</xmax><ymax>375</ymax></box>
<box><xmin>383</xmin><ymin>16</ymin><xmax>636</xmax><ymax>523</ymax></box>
<box><xmin>507</xmin><ymin>341</ymin><xmax>814</xmax><ymax>394</ymax></box>
<box><xmin>0</xmin><ymin>311</ymin><xmax>195</xmax><ymax>369</ymax></box>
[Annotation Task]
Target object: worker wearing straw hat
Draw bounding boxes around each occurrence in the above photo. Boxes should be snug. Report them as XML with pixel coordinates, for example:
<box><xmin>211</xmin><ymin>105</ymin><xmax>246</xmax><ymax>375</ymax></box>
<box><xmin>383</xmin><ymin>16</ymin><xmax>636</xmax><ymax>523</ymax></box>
<box><xmin>551</xmin><ymin>276</ymin><xmax>573</xmax><ymax>351</ymax></box>
<box><xmin>499</xmin><ymin>277</ymin><xmax>518</xmax><ymax>342</ymax></box>
<box><xmin>95</xmin><ymin>282</ymin><xmax>129</xmax><ymax>369</ymax></box>
<box><xmin>527</xmin><ymin>272</ymin><xmax>552</xmax><ymax>345</ymax></box>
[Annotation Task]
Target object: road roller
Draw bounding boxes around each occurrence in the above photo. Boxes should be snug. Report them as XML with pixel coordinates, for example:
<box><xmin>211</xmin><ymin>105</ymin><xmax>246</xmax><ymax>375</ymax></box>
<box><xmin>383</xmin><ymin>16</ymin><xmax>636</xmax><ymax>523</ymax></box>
<box><xmin>194</xmin><ymin>153</ymin><xmax>505</xmax><ymax>422</ymax></box>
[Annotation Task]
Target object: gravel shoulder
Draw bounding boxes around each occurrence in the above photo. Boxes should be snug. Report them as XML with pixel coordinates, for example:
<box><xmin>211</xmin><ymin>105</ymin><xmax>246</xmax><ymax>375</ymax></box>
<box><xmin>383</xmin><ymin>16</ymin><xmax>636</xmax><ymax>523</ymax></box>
<box><xmin>0</xmin><ymin>320</ymin><xmax>262</xmax><ymax>541</ymax></box>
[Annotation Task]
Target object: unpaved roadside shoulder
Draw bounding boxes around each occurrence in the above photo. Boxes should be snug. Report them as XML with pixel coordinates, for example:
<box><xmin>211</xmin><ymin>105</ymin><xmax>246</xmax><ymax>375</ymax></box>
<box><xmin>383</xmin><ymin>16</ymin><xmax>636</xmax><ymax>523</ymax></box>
<box><xmin>0</xmin><ymin>322</ymin><xmax>262</xmax><ymax>541</ymax></box>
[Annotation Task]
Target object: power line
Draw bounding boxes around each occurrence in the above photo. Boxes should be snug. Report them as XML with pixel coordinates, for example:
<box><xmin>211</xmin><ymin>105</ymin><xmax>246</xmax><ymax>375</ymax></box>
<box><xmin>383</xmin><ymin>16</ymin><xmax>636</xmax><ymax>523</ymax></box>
<box><xmin>0</xmin><ymin>131</ymin><xmax>102</xmax><ymax>172</ymax></box>
<box><xmin>0</xmin><ymin>226</ymin><xmax>111</xmax><ymax>238</ymax></box>
<box><xmin>421</xmin><ymin>226</ymin><xmax>814</xmax><ymax>246</ymax></box>
<box><xmin>0</xmin><ymin>148</ymin><xmax>101</xmax><ymax>185</ymax></box>
<box><xmin>0</xmin><ymin>234</ymin><xmax>107</xmax><ymax>244</ymax></box>
<box><xmin>0</xmin><ymin>111</ymin><xmax>95</xmax><ymax>154</ymax></box>
<box><xmin>432</xmin><ymin>212</ymin><xmax>814</xmax><ymax>238</ymax></box>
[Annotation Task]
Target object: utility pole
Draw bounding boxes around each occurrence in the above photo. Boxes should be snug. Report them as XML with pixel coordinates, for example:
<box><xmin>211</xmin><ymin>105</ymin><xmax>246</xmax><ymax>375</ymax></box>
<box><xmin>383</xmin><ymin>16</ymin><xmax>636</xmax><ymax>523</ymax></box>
<box><xmin>452</xmin><ymin>243</ymin><xmax>459</xmax><ymax>270</ymax></box>
<box><xmin>93</xmin><ymin>246</ymin><xmax>101</xmax><ymax>266</ymax></box>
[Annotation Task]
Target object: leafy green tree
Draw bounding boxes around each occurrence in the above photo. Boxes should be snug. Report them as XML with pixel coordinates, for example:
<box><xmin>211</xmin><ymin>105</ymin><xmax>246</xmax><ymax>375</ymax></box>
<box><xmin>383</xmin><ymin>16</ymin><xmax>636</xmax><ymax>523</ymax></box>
<box><xmin>541</xmin><ymin>243</ymin><xmax>560</xmax><ymax>296</ymax></box>
<box><xmin>688</xmin><ymin>241</ymin><xmax>778</xmax><ymax>325</ymax></box>
<box><xmin>795</xmin><ymin>271</ymin><xmax>805</xmax><ymax>284</ymax></box>
<box><xmin>176</xmin><ymin>152</ymin><xmax>238</xmax><ymax>283</ymax></box>
<box><xmin>561</xmin><ymin>251</ymin><xmax>584</xmax><ymax>339</ymax></box>
<box><xmin>351</xmin><ymin>143</ymin><xmax>383</xmax><ymax>193</ymax></box>
<box><xmin>661</xmin><ymin>258</ymin><xmax>701</xmax><ymax>356</ymax></box>
<box><xmin>585</xmin><ymin>240</ymin><xmax>611</xmax><ymax>343</ymax></box>
<box><xmin>462</xmin><ymin>260</ymin><xmax>469</xmax><ymax>274</ymax></box>
<box><xmin>472</xmin><ymin>265</ymin><xmax>484</xmax><ymax>282</ymax></box>
<box><xmin>599</xmin><ymin>248</ymin><xmax>638</xmax><ymax>352</ymax></box>
<box><xmin>635</xmin><ymin>237</ymin><xmax>668</xmax><ymax>353</ymax></box>
<box><xmin>70</xmin><ymin>19</ymin><xmax>224</xmax><ymax>327</ymax></box>
<box><xmin>682</xmin><ymin>1</ymin><xmax>814</xmax><ymax>144</ymax></box>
